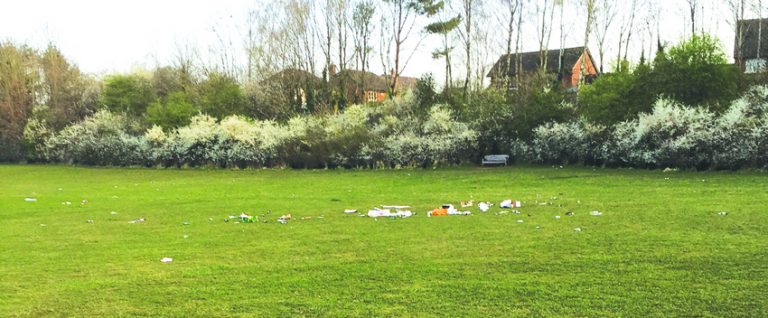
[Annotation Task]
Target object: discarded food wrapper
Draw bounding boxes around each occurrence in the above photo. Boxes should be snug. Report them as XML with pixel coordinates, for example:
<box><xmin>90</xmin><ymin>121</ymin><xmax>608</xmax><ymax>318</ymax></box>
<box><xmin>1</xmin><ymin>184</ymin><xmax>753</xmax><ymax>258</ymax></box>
<box><xmin>129</xmin><ymin>217</ymin><xmax>146</xmax><ymax>224</ymax></box>
<box><xmin>565</xmin><ymin>211</ymin><xmax>574</xmax><ymax>216</ymax></box>
<box><xmin>24</xmin><ymin>198</ymin><xmax>37</xmax><ymax>202</ymax></box>
<box><xmin>460</xmin><ymin>199</ymin><xmax>475</xmax><ymax>208</ymax></box>
<box><xmin>590</xmin><ymin>211</ymin><xmax>603</xmax><ymax>216</ymax></box>
<box><xmin>369</xmin><ymin>206</ymin><xmax>413</xmax><ymax>218</ymax></box>
<box><xmin>717</xmin><ymin>211</ymin><xmax>728</xmax><ymax>216</ymax></box>
<box><xmin>61</xmin><ymin>201</ymin><xmax>72</xmax><ymax>205</ymax></box>
<box><xmin>554</xmin><ymin>215</ymin><xmax>561</xmax><ymax>220</ymax></box>
<box><xmin>277</xmin><ymin>218</ymin><xmax>287</xmax><ymax>224</ymax></box>
<box><xmin>160</xmin><ymin>257</ymin><xmax>173</xmax><ymax>263</ymax></box>
<box><xmin>517</xmin><ymin>219</ymin><xmax>524</xmax><ymax>223</ymax></box>
<box><xmin>574</xmin><ymin>227</ymin><xmax>582</xmax><ymax>232</ymax></box>
<box><xmin>86</xmin><ymin>220</ymin><xmax>94</xmax><ymax>224</ymax></box>
<box><xmin>500</xmin><ymin>200</ymin><xmax>522</xmax><ymax>209</ymax></box>
<box><xmin>478</xmin><ymin>202</ymin><xmax>490</xmax><ymax>212</ymax></box>
<box><xmin>344</xmin><ymin>209</ymin><xmax>357</xmax><ymax>214</ymax></box>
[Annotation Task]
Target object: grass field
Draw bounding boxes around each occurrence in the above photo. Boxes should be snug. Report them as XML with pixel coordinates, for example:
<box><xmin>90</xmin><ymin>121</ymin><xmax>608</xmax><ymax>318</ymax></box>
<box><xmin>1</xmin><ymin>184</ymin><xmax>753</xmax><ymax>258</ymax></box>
<box><xmin>1</xmin><ymin>165</ymin><xmax>767</xmax><ymax>317</ymax></box>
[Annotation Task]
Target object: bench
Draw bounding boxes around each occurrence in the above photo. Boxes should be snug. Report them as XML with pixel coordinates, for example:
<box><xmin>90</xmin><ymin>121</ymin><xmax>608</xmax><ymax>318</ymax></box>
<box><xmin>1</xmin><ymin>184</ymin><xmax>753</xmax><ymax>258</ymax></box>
<box><xmin>482</xmin><ymin>154</ymin><xmax>509</xmax><ymax>166</ymax></box>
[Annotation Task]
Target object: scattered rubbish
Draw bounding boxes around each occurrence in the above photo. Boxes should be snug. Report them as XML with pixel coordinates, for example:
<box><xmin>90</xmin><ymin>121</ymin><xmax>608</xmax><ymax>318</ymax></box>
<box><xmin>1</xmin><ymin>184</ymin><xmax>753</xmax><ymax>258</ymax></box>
<box><xmin>111</xmin><ymin>196</ymin><xmax>119</xmax><ymax>199</ymax></box>
<box><xmin>574</xmin><ymin>227</ymin><xmax>582</xmax><ymax>232</ymax></box>
<box><xmin>183</xmin><ymin>235</ymin><xmax>189</xmax><ymax>239</ymax></box>
<box><xmin>81</xmin><ymin>199</ymin><xmax>89</xmax><ymax>205</ymax></box>
<box><xmin>160</xmin><ymin>257</ymin><xmax>173</xmax><ymax>263</ymax></box>
<box><xmin>368</xmin><ymin>206</ymin><xmax>413</xmax><ymax>218</ymax></box>
<box><xmin>39</xmin><ymin>224</ymin><xmax>46</xmax><ymax>227</ymax></box>
<box><xmin>228</xmin><ymin>215</ymin><xmax>238</xmax><ymax>219</ymax></box>
<box><xmin>128</xmin><ymin>217</ymin><xmax>146</xmax><ymax>224</ymax></box>
<box><xmin>86</xmin><ymin>220</ymin><xmax>94</xmax><ymax>224</ymax></box>
<box><xmin>428</xmin><ymin>204</ymin><xmax>470</xmax><ymax>217</ymax></box>
<box><xmin>240</xmin><ymin>213</ymin><xmax>256</xmax><ymax>223</ymax></box>
<box><xmin>61</xmin><ymin>201</ymin><xmax>72</xmax><ymax>205</ymax></box>
<box><xmin>500</xmin><ymin>200</ymin><xmax>522</xmax><ymax>208</ymax></box>
<box><xmin>516</xmin><ymin>219</ymin><xmax>524</xmax><ymax>223</ymax></box>
<box><xmin>110</xmin><ymin>211</ymin><xmax>118</xmax><ymax>215</ymax></box>
<box><xmin>461</xmin><ymin>197</ymin><xmax>475</xmax><ymax>208</ymax></box>
<box><xmin>277</xmin><ymin>213</ymin><xmax>292</xmax><ymax>223</ymax></box>
<box><xmin>24</xmin><ymin>198</ymin><xmax>37</xmax><ymax>202</ymax></box>
<box><xmin>478</xmin><ymin>202</ymin><xmax>491</xmax><ymax>212</ymax></box>
<box><xmin>717</xmin><ymin>211</ymin><xmax>728</xmax><ymax>216</ymax></box>
<box><xmin>554</xmin><ymin>215</ymin><xmax>561</xmax><ymax>220</ymax></box>
<box><xmin>277</xmin><ymin>218</ymin><xmax>287</xmax><ymax>224</ymax></box>
<box><xmin>565</xmin><ymin>211</ymin><xmax>574</xmax><ymax>216</ymax></box>
<box><xmin>539</xmin><ymin>202</ymin><xmax>549</xmax><ymax>206</ymax></box>
<box><xmin>663</xmin><ymin>167</ymin><xmax>678</xmax><ymax>173</ymax></box>
<box><xmin>344</xmin><ymin>209</ymin><xmax>357</xmax><ymax>214</ymax></box>
<box><xmin>550</xmin><ymin>196</ymin><xmax>559</xmax><ymax>200</ymax></box>
<box><xmin>182</xmin><ymin>221</ymin><xmax>190</xmax><ymax>225</ymax></box>
<box><xmin>590</xmin><ymin>211</ymin><xmax>603</xmax><ymax>216</ymax></box>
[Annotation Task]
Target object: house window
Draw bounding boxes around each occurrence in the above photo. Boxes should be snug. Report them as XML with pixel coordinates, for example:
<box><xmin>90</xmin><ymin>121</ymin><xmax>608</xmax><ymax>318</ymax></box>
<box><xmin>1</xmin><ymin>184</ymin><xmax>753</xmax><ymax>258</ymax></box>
<box><xmin>746</xmin><ymin>58</ymin><xmax>767</xmax><ymax>74</ymax></box>
<box><xmin>367</xmin><ymin>91</ymin><xmax>377</xmax><ymax>102</ymax></box>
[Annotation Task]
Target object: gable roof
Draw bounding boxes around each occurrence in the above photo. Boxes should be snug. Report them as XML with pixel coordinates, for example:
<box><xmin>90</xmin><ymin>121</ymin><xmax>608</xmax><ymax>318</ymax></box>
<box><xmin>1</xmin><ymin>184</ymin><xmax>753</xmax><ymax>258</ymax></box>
<box><xmin>332</xmin><ymin>70</ymin><xmax>390</xmax><ymax>92</ymax></box>
<box><xmin>735</xmin><ymin>19</ymin><xmax>768</xmax><ymax>60</ymax></box>
<box><xmin>486</xmin><ymin>47</ymin><xmax>592</xmax><ymax>78</ymax></box>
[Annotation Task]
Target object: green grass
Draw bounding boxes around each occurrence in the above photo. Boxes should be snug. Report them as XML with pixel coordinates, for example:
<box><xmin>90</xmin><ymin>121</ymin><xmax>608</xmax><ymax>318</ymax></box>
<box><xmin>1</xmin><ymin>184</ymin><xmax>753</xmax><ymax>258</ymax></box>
<box><xmin>1</xmin><ymin>165</ymin><xmax>767</xmax><ymax>317</ymax></box>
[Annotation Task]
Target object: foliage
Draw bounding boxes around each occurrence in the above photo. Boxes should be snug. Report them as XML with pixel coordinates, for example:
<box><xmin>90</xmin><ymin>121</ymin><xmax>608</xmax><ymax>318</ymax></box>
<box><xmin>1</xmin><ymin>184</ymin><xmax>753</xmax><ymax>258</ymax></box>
<box><xmin>578</xmin><ymin>70</ymin><xmax>641</xmax><ymax>125</ymax></box>
<box><xmin>198</xmin><ymin>72</ymin><xmax>247</xmax><ymax>119</ymax></box>
<box><xmin>0</xmin><ymin>42</ymin><xmax>38</xmax><ymax>161</ymax></box>
<box><xmin>651</xmin><ymin>34</ymin><xmax>739</xmax><ymax>111</ymax></box>
<box><xmin>413</xmin><ymin>73</ymin><xmax>437</xmax><ymax>116</ymax></box>
<box><xmin>146</xmin><ymin>91</ymin><xmax>198</xmax><ymax>129</ymax></box>
<box><xmin>101</xmin><ymin>73</ymin><xmax>155</xmax><ymax>117</ymax></box>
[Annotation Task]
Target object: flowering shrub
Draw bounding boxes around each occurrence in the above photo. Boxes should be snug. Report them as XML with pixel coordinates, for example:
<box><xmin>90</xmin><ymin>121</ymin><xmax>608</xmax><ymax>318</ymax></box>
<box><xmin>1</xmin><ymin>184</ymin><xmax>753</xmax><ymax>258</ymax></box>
<box><xmin>532</xmin><ymin>120</ymin><xmax>606</xmax><ymax>165</ymax></box>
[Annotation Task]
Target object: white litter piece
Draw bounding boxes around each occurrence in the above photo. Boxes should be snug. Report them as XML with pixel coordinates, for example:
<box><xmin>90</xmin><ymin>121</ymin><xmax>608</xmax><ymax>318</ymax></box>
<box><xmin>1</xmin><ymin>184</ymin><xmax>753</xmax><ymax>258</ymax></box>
<box><xmin>87</xmin><ymin>220</ymin><xmax>94</xmax><ymax>224</ymax></box>
<box><xmin>717</xmin><ymin>211</ymin><xmax>728</xmax><ymax>216</ymax></box>
<box><xmin>39</xmin><ymin>224</ymin><xmax>46</xmax><ymax>227</ymax></box>
<box><xmin>110</xmin><ymin>211</ymin><xmax>118</xmax><ymax>215</ymax></box>
<box><xmin>128</xmin><ymin>217</ymin><xmax>145</xmax><ymax>224</ymax></box>
<box><xmin>554</xmin><ymin>215</ymin><xmax>561</xmax><ymax>220</ymax></box>
<box><xmin>517</xmin><ymin>219</ymin><xmax>524</xmax><ymax>223</ymax></box>
<box><xmin>369</xmin><ymin>206</ymin><xmax>413</xmax><ymax>218</ymax></box>
<box><xmin>574</xmin><ymin>227</ymin><xmax>582</xmax><ymax>232</ymax></box>
<box><xmin>478</xmin><ymin>202</ymin><xmax>490</xmax><ymax>212</ymax></box>
<box><xmin>24</xmin><ymin>198</ymin><xmax>37</xmax><ymax>202</ymax></box>
<box><xmin>344</xmin><ymin>209</ymin><xmax>357</xmax><ymax>214</ymax></box>
<box><xmin>500</xmin><ymin>200</ymin><xmax>522</xmax><ymax>208</ymax></box>
<box><xmin>160</xmin><ymin>257</ymin><xmax>173</xmax><ymax>263</ymax></box>
<box><xmin>590</xmin><ymin>211</ymin><xmax>603</xmax><ymax>216</ymax></box>
<box><xmin>61</xmin><ymin>201</ymin><xmax>72</xmax><ymax>205</ymax></box>
<box><xmin>183</xmin><ymin>235</ymin><xmax>189</xmax><ymax>239</ymax></box>
<box><xmin>512</xmin><ymin>210</ymin><xmax>521</xmax><ymax>214</ymax></box>
<box><xmin>278</xmin><ymin>218</ymin><xmax>287</xmax><ymax>224</ymax></box>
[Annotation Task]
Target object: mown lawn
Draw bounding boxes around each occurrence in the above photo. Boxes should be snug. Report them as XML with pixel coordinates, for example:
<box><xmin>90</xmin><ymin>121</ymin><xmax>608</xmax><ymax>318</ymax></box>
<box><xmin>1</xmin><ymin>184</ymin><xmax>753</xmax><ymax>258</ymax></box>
<box><xmin>0</xmin><ymin>165</ymin><xmax>766</xmax><ymax>317</ymax></box>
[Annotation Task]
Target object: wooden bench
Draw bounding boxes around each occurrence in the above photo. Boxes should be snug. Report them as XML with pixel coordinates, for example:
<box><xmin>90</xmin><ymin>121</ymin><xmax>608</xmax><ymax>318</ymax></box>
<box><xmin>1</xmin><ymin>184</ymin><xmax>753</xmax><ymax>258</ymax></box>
<box><xmin>482</xmin><ymin>154</ymin><xmax>509</xmax><ymax>166</ymax></box>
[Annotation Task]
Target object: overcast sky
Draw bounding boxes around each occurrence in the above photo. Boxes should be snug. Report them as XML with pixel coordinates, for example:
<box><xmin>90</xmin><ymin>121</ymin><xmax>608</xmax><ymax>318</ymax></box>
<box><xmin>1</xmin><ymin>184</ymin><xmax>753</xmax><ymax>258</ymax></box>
<box><xmin>0</xmin><ymin>0</ymin><xmax>749</xmax><ymax>81</ymax></box>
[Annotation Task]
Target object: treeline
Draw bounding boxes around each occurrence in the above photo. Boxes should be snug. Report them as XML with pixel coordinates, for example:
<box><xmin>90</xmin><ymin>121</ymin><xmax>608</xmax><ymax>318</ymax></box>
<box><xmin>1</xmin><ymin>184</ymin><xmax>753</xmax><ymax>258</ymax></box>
<box><xmin>2</xmin><ymin>33</ymin><xmax>768</xmax><ymax>169</ymax></box>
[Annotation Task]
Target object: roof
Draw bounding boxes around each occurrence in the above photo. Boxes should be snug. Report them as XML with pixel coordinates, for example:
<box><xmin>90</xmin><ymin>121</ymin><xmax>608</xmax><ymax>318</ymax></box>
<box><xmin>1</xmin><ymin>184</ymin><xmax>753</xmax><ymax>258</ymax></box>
<box><xmin>398</xmin><ymin>76</ymin><xmax>418</xmax><ymax>90</ymax></box>
<box><xmin>735</xmin><ymin>19</ymin><xmax>768</xmax><ymax>60</ymax></box>
<box><xmin>332</xmin><ymin>70</ymin><xmax>390</xmax><ymax>91</ymax></box>
<box><xmin>486</xmin><ymin>47</ymin><xmax>592</xmax><ymax>78</ymax></box>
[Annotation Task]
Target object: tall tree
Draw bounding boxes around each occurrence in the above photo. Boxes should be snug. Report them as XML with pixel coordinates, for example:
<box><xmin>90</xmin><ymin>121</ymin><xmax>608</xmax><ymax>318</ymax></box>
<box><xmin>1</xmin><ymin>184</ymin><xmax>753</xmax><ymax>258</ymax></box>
<box><xmin>381</xmin><ymin>0</ymin><xmax>426</xmax><ymax>96</ymax></box>
<box><xmin>592</xmin><ymin>0</ymin><xmax>616</xmax><ymax>73</ymax></box>
<box><xmin>458</xmin><ymin>0</ymin><xmax>476</xmax><ymax>97</ymax></box>
<box><xmin>40</xmin><ymin>45</ymin><xmax>94</xmax><ymax>130</ymax></box>
<box><xmin>420</xmin><ymin>0</ymin><xmax>461</xmax><ymax>88</ymax></box>
<box><xmin>578</xmin><ymin>0</ymin><xmax>595</xmax><ymax>89</ymax></box>
<box><xmin>535</xmin><ymin>0</ymin><xmax>556</xmax><ymax>70</ymax></box>
<box><xmin>0</xmin><ymin>43</ymin><xmax>38</xmax><ymax>161</ymax></box>
<box><xmin>686</xmin><ymin>0</ymin><xmax>699</xmax><ymax>37</ymax></box>
<box><xmin>351</xmin><ymin>1</ymin><xmax>376</xmax><ymax>94</ymax></box>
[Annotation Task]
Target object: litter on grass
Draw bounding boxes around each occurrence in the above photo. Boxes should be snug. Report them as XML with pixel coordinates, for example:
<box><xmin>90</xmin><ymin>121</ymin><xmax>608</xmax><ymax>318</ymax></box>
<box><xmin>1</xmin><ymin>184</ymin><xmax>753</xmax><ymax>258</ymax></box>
<box><xmin>428</xmin><ymin>204</ymin><xmax>471</xmax><ymax>217</ymax></box>
<box><xmin>574</xmin><ymin>227</ymin><xmax>582</xmax><ymax>232</ymax></box>
<box><xmin>24</xmin><ymin>198</ymin><xmax>37</xmax><ymax>202</ymax></box>
<box><xmin>86</xmin><ymin>220</ymin><xmax>94</xmax><ymax>224</ymax></box>
<box><xmin>717</xmin><ymin>211</ymin><xmax>728</xmax><ymax>216</ymax></box>
<box><xmin>500</xmin><ymin>200</ymin><xmax>522</xmax><ymax>208</ymax></box>
<box><xmin>160</xmin><ymin>257</ymin><xmax>173</xmax><ymax>263</ymax></box>
<box><xmin>460</xmin><ymin>197</ymin><xmax>475</xmax><ymax>207</ymax></box>
<box><xmin>61</xmin><ymin>201</ymin><xmax>72</xmax><ymax>205</ymax></box>
<box><xmin>565</xmin><ymin>211</ymin><xmax>574</xmax><ymax>216</ymax></box>
<box><xmin>344</xmin><ymin>209</ymin><xmax>357</xmax><ymax>214</ymax></box>
<box><xmin>478</xmin><ymin>202</ymin><xmax>491</xmax><ymax>212</ymax></box>
<box><xmin>110</xmin><ymin>211</ymin><xmax>118</xmax><ymax>215</ymax></box>
<box><xmin>590</xmin><ymin>211</ymin><xmax>603</xmax><ymax>216</ymax></box>
<box><xmin>368</xmin><ymin>206</ymin><xmax>413</xmax><ymax>218</ymax></box>
<box><xmin>554</xmin><ymin>215</ymin><xmax>561</xmax><ymax>220</ymax></box>
<box><xmin>517</xmin><ymin>219</ymin><xmax>524</xmax><ymax>223</ymax></box>
<box><xmin>128</xmin><ymin>217</ymin><xmax>146</xmax><ymax>224</ymax></box>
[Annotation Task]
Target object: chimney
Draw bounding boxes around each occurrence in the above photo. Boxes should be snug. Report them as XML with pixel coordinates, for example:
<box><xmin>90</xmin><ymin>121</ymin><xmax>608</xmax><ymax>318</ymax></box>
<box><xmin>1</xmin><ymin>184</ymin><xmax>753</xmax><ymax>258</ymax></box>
<box><xmin>329</xmin><ymin>64</ymin><xmax>337</xmax><ymax>77</ymax></box>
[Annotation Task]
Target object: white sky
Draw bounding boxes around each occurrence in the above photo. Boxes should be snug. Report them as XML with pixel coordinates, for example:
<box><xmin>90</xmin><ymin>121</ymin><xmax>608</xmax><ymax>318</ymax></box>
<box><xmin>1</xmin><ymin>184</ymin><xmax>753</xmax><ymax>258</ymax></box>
<box><xmin>0</xmin><ymin>0</ymin><xmax>747</xmax><ymax>81</ymax></box>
